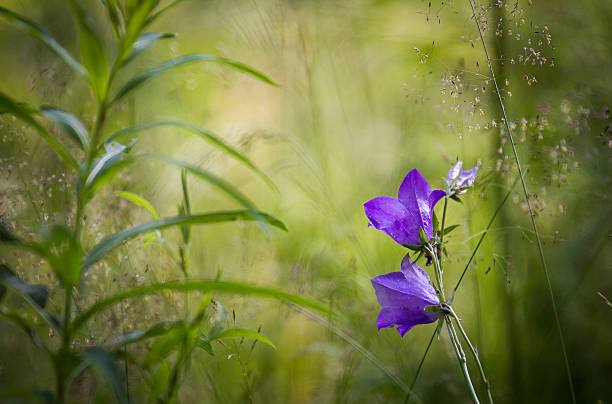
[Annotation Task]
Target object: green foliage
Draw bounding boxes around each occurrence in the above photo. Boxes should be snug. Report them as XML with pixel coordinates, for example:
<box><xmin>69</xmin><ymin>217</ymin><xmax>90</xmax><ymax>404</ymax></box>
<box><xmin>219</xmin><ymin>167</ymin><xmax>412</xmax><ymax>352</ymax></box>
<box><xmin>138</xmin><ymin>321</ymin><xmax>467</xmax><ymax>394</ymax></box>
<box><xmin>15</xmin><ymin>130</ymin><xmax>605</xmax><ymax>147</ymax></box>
<box><xmin>81</xmin><ymin>348</ymin><xmax>128</xmax><ymax>404</ymax></box>
<box><xmin>68</xmin><ymin>0</ymin><xmax>110</xmax><ymax>101</ymax></box>
<box><xmin>40</xmin><ymin>106</ymin><xmax>90</xmax><ymax>150</ymax></box>
<box><xmin>0</xmin><ymin>2</ymin><xmax>326</xmax><ymax>403</ymax></box>
<box><xmin>0</xmin><ymin>6</ymin><xmax>86</xmax><ymax>77</ymax></box>
<box><xmin>106</xmin><ymin>120</ymin><xmax>277</xmax><ymax>191</ymax></box>
<box><xmin>0</xmin><ymin>91</ymin><xmax>78</xmax><ymax>168</ymax></box>
<box><xmin>208</xmin><ymin>328</ymin><xmax>276</xmax><ymax>349</ymax></box>
<box><xmin>110</xmin><ymin>54</ymin><xmax>278</xmax><ymax>104</ymax></box>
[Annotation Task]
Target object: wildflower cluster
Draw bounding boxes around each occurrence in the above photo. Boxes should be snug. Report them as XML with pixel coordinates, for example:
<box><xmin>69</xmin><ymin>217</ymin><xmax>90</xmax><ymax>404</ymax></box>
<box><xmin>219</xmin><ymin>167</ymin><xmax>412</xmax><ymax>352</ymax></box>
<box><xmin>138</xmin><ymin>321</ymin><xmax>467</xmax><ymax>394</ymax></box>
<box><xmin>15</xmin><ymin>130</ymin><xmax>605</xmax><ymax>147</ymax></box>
<box><xmin>364</xmin><ymin>163</ymin><xmax>492</xmax><ymax>403</ymax></box>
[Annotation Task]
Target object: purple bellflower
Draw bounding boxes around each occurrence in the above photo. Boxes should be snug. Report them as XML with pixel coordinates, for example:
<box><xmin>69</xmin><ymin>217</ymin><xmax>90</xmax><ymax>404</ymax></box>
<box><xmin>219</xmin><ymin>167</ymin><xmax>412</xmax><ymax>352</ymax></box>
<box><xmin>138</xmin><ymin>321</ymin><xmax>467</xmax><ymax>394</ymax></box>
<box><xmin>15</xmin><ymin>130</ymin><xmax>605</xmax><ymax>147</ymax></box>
<box><xmin>364</xmin><ymin>169</ymin><xmax>445</xmax><ymax>246</ymax></box>
<box><xmin>371</xmin><ymin>254</ymin><xmax>440</xmax><ymax>336</ymax></box>
<box><xmin>446</xmin><ymin>161</ymin><xmax>478</xmax><ymax>196</ymax></box>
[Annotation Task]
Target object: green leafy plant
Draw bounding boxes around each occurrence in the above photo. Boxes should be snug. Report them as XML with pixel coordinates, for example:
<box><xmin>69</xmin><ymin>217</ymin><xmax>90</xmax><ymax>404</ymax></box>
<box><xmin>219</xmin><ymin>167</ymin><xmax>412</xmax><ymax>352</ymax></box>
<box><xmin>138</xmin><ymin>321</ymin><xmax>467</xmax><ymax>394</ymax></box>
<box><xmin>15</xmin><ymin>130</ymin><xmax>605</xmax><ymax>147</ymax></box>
<box><xmin>0</xmin><ymin>1</ymin><xmax>328</xmax><ymax>403</ymax></box>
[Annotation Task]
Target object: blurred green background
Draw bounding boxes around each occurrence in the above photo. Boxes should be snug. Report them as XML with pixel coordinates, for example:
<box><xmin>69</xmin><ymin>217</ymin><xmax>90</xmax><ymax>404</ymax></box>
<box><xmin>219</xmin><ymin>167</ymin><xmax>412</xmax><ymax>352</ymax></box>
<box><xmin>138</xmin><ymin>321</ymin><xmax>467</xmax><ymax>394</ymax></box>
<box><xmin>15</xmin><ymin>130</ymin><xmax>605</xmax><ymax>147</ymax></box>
<box><xmin>1</xmin><ymin>0</ymin><xmax>611</xmax><ymax>402</ymax></box>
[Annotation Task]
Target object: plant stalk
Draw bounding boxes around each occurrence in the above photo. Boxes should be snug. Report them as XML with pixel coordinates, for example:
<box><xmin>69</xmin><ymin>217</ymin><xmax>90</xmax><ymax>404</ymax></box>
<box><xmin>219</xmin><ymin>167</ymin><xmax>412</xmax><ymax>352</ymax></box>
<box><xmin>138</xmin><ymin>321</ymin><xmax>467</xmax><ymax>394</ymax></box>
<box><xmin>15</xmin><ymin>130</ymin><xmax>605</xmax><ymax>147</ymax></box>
<box><xmin>447</xmin><ymin>318</ymin><xmax>480</xmax><ymax>403</ymax></box>
<box><xmin>467</xmin><ymin>2</ymin><xmax>575</xmax><ymax>402</ymax></box>
<box><xmin>448</xmin><ymin>307</ymin><xmax>493</xmax><ymax>404</ymax></box>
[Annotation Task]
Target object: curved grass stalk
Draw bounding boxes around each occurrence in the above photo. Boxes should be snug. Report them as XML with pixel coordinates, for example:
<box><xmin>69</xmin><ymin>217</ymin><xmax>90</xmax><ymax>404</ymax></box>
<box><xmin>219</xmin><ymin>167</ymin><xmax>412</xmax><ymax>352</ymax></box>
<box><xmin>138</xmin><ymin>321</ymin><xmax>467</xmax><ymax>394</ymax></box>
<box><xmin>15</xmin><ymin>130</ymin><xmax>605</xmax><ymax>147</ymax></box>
<box><xmin>467</xmin><ymin>2</ymin><xmax>575</xmax><ymax>402</ymax></box>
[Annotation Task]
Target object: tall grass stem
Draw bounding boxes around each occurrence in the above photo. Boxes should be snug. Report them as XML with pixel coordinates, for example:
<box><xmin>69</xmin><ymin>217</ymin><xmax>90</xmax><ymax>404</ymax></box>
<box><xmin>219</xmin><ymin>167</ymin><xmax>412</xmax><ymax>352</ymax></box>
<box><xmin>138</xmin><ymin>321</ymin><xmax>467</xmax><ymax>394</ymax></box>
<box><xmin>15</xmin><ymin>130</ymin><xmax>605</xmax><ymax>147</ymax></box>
<box><xmin>467</xmin><ymin>2</ymin><xmax>575</xmax><ymax>401</ymax></box>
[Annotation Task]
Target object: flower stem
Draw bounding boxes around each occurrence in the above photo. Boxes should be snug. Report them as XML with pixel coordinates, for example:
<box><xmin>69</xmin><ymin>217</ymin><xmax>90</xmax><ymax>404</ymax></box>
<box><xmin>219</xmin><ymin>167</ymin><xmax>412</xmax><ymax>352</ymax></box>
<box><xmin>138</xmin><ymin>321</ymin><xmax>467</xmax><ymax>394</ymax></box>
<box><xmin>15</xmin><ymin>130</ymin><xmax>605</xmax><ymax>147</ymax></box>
<box><xmin>446</xmin><ymin>318</ymin><xmax>480</xmax><ymax>403</ymax></box>
<box><xmin>448</xmin><ymin>307</ymin><xmax>493</xmax><ymax>404</ymax></box>
<box><xmin>467</xmin><ymin>2</ymin><xmax>575</xmax><ymax>402</ymax></box>
<box><xmin>438</xmin><ymin>195</ymin><xmax>449</xmax><ymax>276</ymax></box>
<box><xmin>427</xmin><ymin>244</ymin><xmax>445</xmax><ymax>301</ymax></box>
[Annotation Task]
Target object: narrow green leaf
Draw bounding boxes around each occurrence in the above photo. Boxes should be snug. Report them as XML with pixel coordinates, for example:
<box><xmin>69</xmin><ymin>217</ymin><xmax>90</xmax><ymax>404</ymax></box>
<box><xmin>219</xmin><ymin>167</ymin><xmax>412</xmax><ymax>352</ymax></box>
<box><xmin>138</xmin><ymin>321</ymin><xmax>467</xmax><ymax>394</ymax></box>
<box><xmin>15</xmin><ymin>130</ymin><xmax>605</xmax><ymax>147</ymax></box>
<box><xmin>134</xmin><ymin>153</ymin><xmax>257</xmax><ymax>210</ymax></box>
<box><xmin>84</xmin><ymin>140</ymin><xmax>130</xmax><ymax>192</ymax></box>
<box><xmin>432</xmin><ymin>211</ymin><xmax>439</xmax><ymax>233</ymax></box>
<box><xmin>180</xmin><ymin>168</ymin><xmax>191</xmax><ymax>214</ymax></box>
<box><xmin>86</xmin><ymin>152</ymin><xmax>258</xmax><ymax>212</ymax></box>
<box><xmin>209</xmin><ymin>328</ymin><xmax>276</xmax><ymax>349</ymax></box>
<box><xmin>105</xmin><ymin>120</ymin><xmax>277</xmax><ymax>192</ymax></box>
<box><xmin>81</xmin><ymin>348</ymin><xmax>128</xmax><ymax>404</ymax></box>
<box><xmin>38</xmin><ymin>224</ymin><xmax>82</xmax><ymax>288</ymax></box>
<box><xmin>0</xmin><ymin>265</ymin><xmax>62</xmax><ymax>332</ymax></box>
<box><xmin>0</xmin><ymin>310</ymin><xmax>49</xmax><ymax>353</ymax></box>
<box><xmin>68</xmin><ymin>1</ymin><xmax>109</xmax><ymax>100</ymax></box>
<box><xmin>110</xmin><ymin>321</ymin><xmax>181</xmax><ymax>348</ymax></box>
<box><xmin>0</xmin><ymin>7</ymin><xmax>86</xmax><ymax>77</ymax></box>
<box><xmin>122</xmin><ymin>32</ymin><xmax>176</xmax><ymax>65</ymax></box>
<box><xmin>0</xmin><ymin>222</ymin><xmax>48</xmax><ymax>257</ymax></box>
<box><xmin>196</xmin><ymin>336</ymin><xmax>214</xmax><ymax>356</ymax></box>
<box><xmin>0</xmin><ymin>265</ymin><xmax>48</xmax><ymax>308</ymax></box>
<box><xmin>179</xmin><ymin>168</ymin><xmax>191</xmax><ymax>244</ymax></box>
<box><xmin>102</xmin><ymin>0</ymin><xmax>124</xmax><ymax>38</ymax></box>
<box><xmin>0</xmin><ymin>222</ymin><xmax>19</xmax><ymax>244</ymax></box>
<box><xmin>116</xmin><ymin>191</ymin><xmax>160</xmax><ymax>219</ymax></box>
<box><xmin>418</xmin><ymin>227</ymin><xmax>428</xmax><ymax>244</ymax></box>
<box><xmin>450</xmin><ymin>194</ymin><xmax>463</xmax><ymax>204</ymax></box>
<box><xmin>82</xmin><ymin>210</ymin><xmax>286</xmax><ymax>270</ymax></box>
<box><xmin>141</xmin><ymin>325</ymin><xmax>185</xmax><ymax>367</ymax></box>
<box><xmin>71</xmin><ymin>279</ymin><xmax>330</xmax><ymax>336</ymax></box>
<box><xmin>144</xmin><ymin>0</ymin><xmax>185</xmax><ymax>27</ymax></box>
<box><xmin>121</xmin><ymin>0</ymin><xmax>160</xmax><ymax>62</ymax></box>
<box><xmin>443</xmin><ymin>224</ymin><xmax>461</xmax><ymax>235</ymax></box>
<box><xmin>40</xmin><ymin>106</ymin><xmax>90</xmax><ymax>150</ymax></box>
<box><xmin>147</xmin><ymin>361</ymin><xmax>170</xmax><ymax>403</ymax></box>
<box><xmin>111</xmin><ymin>54</ymin><xmax>278</xmax><ymax>104</ymax></box>
<box><xmin>0</xmin><ymin>91</ymin><xmax>78</xmax><ymax>168</ymax></box>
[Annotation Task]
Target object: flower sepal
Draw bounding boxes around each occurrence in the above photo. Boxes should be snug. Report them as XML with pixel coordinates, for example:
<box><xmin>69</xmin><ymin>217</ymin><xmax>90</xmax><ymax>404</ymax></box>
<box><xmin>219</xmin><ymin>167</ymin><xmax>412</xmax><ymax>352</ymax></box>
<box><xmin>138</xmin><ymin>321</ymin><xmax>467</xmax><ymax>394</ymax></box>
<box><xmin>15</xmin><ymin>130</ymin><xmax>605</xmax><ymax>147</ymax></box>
<box><xmin>403</xmin><ymin>243</ymin><xmax>425</xmax><ymax>252</ymax></box>
<box><xmin>424</xmin><ymin>304</ymin><xmax>442</xmax><ymax>313</ymax></box>
<box><xmin>450</xmin><ymin>194</ymin><xmax>463</xmax><ymax>203</ymax></box>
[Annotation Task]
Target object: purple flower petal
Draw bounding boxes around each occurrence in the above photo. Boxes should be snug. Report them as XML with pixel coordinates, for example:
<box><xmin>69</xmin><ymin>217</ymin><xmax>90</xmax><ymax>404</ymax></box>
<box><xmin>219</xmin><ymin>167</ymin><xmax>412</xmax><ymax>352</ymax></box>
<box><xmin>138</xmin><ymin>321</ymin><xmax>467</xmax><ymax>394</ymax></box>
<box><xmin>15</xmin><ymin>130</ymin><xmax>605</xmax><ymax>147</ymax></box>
<box><xmin>397</xmin><ymin>169</ymin><xmax>435</xmax><ymax>239</ymax></box>
<box><xmin>364</xmin><ymin>196</ymin><xmax>419</xmax><ymax>245</ymax></box>
<box><xmin>428</xmin><ymin>189</ymin><xmax>446</xmax><ymax>216</ymax></box>
<box><xmin>446</xmin><ymin>161</ymin><xmax>463</xmax><ymax>186</ymax></box>
<box><xmin>371</xmin><ymin>264</ymin><xmax>439</xmax><ymax>337</ymax></box>
<box><xmin>456</xmin><ymin>165</ymin><xmax>478</xmax><ymax>189</ymax></box>
<box><xmin>377</xmin><ymin>306</ymin><xmax>437</xmax><ymax>336</ymax></box>
<box><xmin>400</xmin><ymin>254</ymin><xmax>440</xmax><ymax>303</ymax></box>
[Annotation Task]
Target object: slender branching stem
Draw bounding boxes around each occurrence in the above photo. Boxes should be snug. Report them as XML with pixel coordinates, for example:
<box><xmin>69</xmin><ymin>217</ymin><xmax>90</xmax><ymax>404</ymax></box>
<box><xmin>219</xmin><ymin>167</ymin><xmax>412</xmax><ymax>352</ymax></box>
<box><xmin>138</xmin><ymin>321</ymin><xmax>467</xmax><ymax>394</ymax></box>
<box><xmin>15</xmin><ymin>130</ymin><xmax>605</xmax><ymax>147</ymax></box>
<box><xmin>447</xmin><ymin>307</ymin><xmax>493</xmax><ymax>404</ymax></box>
<box><xmin>447</xmin><ymin>318</ymin><xmax>480</xmax><ymax>403</ymax></box>
<box><xmin>467</xmin><ymin>2</ymin><xmax>575</xmax><ymax>402</ymax></box>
